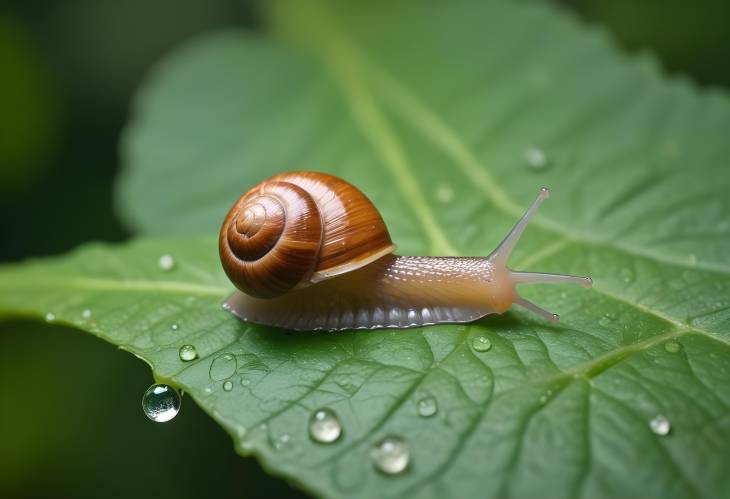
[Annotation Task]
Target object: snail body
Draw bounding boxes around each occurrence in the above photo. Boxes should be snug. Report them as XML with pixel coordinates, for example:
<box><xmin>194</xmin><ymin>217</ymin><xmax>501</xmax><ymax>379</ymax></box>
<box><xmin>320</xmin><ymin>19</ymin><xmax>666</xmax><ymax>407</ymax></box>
<box><xmin>220</xmin><ymin>171</ymin><xmax>591</xmax><ymax>331</ymax></box>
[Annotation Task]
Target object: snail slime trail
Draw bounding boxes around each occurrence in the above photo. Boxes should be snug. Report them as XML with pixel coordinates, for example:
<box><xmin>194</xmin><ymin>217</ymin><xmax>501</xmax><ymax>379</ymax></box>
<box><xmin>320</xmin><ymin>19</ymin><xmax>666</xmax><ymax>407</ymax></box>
<box><xmin>220</xmin><ymin>172</ymin><xmax>592</xmax><ymax>331</ymax></box>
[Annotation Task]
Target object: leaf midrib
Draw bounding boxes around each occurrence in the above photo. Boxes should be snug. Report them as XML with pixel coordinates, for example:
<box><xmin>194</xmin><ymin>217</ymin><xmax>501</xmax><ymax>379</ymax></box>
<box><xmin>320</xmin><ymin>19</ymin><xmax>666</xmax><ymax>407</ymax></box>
<box><xmin>0</xmin><ymin>276</ymin><xmax>229</xmax><ymax>297</ymax></box>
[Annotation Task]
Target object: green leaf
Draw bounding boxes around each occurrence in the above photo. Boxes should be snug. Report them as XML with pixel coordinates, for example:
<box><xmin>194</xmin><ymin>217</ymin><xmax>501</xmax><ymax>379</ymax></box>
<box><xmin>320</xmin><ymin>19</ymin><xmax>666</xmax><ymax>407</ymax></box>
<box><xmin>4</xmin><ymin>0</ymin><xmax>730</xmax><ymax>498</ymax></box>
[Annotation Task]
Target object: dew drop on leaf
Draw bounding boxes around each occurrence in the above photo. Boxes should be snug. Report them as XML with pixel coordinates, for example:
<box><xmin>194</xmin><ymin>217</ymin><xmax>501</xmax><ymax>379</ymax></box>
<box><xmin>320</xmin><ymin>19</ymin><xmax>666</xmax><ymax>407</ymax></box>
<box><xmin>179</xmin><ymin>344</ymin><xmax>198</xmax><ymax>361</ymax></box>
<box><xmin>81</xmin><ymin>309</ymin><xmax>92</xmax><ymax>319</ymax></box>
<box><xmin>524</xmin><ymin>146</ymin><xmax>548</xmax><ymax>170</ymax></box>
<box><xmin>210</xmin><ymin>353</ymin><xmax>237</xmax><ymax>381</ymax></box>
<box><xmin>142</xmin><ymin>383</ymin><xmax>181</xmax><ymax>423</ymax></box>
<box><xmin>45</xmin><ymin>312</ymin><xmax>55</xmax><ymax>322</ymax></box>
<box><xmin>664</xmin><ymin>341</ymin><xmax>681</xmax><ymax>353</ymax></box>
<box><xmin>619</xmin><ymin>268</ymin><xmax>635</xmax><ymax>284</ymax></box>
<box><xmin>222</xmin><ymin>380</ymin><xmax>233</xmax><ymax>392</ymax></box>
<box><xmin>274</xmin><ymin>433</ymin><xmax>290</xmax><ymax>451</ymax></box>
<box><xmin>309</xmin><ymin>408</ymin><xmax>342</xmax><ymax>443</ymax></box>
<box><xmin>170</xmin><ymin>323</ymin><xmax>179</xmax><ymax>331</ymax></box>
<box><xmin>372</xmin><ymin>435</ymin><xmax>410</xmax><ymax>475</ymax></box>
<box><xmin>417</xmin><ymin>396</ymin><xmax>438</xmax><ymax>417</ymax></box>
<box><xmin>158</xmin><ymin>254</ymin><xmax>175</xmax><ymax>271</ymax></box>
<box><xmin>434</xmin><ymin>183</ymin><xmax>454</xmax><ymax>203</ymax></box>
<box><xmin>649</xmin><ymin>415</ymin><xmax>671</xmax><ymax>436</ymax></box>
<box><xmin>471</xmin><ymin>335</ymin><xmax>492</xmax><ymax>352</ymax></box>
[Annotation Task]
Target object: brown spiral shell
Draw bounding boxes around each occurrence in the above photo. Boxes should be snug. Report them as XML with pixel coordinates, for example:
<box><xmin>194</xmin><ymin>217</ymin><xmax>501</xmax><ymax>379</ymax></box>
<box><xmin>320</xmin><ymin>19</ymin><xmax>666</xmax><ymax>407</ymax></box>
<box><xmin>219</xmin><ymin>171</ymin><xmax>396</xmax><ymax>298</ymax></box>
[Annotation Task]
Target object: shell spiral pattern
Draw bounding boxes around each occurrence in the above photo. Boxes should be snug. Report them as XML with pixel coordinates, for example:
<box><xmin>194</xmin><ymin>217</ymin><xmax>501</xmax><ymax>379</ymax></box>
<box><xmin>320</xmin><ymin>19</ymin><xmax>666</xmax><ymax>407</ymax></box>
<box><xmin>220</xmin><ymin>180</ymin><xmax>322</xmax><ymax>298</ymax></box>
<box><xmin>219</xmin><ymin>172</ymin><xmax>396</xmax><ymax>299</ymax></box>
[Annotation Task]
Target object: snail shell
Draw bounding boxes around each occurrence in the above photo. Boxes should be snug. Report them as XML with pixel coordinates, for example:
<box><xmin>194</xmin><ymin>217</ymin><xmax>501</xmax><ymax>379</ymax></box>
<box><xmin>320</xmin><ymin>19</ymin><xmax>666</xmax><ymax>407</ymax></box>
<box><xmin>220</xmin><ymin>172</ymin><xmax>592</xmax><ymax>330</ymax></box>
<box><xmin>219</xmin><ymin>171</ymin><xmax>396</xmax><ymax>298</ymax></box>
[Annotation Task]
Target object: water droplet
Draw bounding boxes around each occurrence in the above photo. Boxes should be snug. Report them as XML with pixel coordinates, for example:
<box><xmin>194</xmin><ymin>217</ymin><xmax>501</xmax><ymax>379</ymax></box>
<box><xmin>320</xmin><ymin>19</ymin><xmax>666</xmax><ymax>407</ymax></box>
<box><xmin>649</xmin><ymin>414</ymin><xmax>671</xmax><ymax>435</ymax></box>
<box><xmin>416</xmin><ymin>396</ymin><xmax>438</xmax><ymax>417</ymax></box>
<box><xmin>539</xmin><ymin>395</ymin><xmax>548</xmax><ymax>404</ymax></box>
<box><xmin>372</xmin><ymin>435</ymin><xmax>409</xmax><ymax>475</ymax></box>
<box><xmin>598</xmin><ymin>311</ymin><xmax>618</xmax><ymax>327</ymax></box>
<box><xmin>434</xmin><ymin>183</ymin><xmax>454</xmax><ymax>203</ymax></box>
<box><xmin>471</xmin><ymin>335</ymin><xmax>492</xmax><ymax>352</ymax></box>
<box><xmin>524</xmin><ymin>146</ymin><xmax>548</xmax><ymax>169</ymax></box>
<box><xmin>45</xmin><ymin>312</ymin><xmax>55</xmax><ymax>322</ymax></box>
<box><xmin>178</xmin><ymin>344</ymin><xmax>198</xmax><ymax>362</ymax></box>
<box><xmin>158</xmin><ymin>254</ymin><xmax>175</xmax><ymax>271</ymax></box>
<box><xmin>309</xmin><ymin>408</ymin><xmax>342</xmax><ymax>443</ymax></box>
<box><xmin>210</xmin><ymin>353</ymin><xmax>237</xmax><ymax>381</ymax></box>
<box><xmin>274</xmin><ymin>433</ymin><xmax>290</xmax><ymax>451</ymax></box>
<box><xmin>170</xmin><ymin>323</ymin><xmax>179</xmax><ymax>331</ymax></box>
<box><xmin>222</xmin><ymin>380</ymin><xmax>233</xmax><ymax>391</ymax></box>
<box><xmin>687</xmin><ymin>253</ymin><xmax>697</xmax><ymax>265</ymax></box>
<box><xmin>81</xmin><ymin>309</ymin><xmax>92</xmax><ymax>319</ymax></box>
<box><xmin>619</xmin><ymin>268</ymin><xmax>635</xmax><ymax>284</ymax></box>
<box><xmin>142</xmin><ymin>384</ymin><xmax>181</xmax><ymax>423</ymax></box>
<box><xmin>664</xmin><ymin>341</ymin><xmax>681</xmax><ymax>353</ymax></box>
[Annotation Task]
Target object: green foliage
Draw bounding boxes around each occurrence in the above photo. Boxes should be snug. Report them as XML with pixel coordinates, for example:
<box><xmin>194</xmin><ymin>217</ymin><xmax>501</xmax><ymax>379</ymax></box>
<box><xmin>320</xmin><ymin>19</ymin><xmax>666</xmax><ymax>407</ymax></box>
<box><xmin>2</xmin><ymin>0</ymin><xmax>730</xmax><ymax>498</ymax></box>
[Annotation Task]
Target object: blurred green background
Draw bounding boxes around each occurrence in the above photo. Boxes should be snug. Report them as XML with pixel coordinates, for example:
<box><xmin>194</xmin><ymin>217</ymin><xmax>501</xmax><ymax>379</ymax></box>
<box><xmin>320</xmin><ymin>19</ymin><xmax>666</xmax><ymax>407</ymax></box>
<box><xmin>1</xmin><ymin>1</ymin><xmax>728</xmax><ymax>498</ymax></box>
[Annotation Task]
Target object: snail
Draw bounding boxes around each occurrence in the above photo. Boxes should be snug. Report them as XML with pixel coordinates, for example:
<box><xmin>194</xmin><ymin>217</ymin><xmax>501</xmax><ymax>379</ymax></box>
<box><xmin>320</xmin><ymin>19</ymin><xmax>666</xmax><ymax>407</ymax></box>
<box><xmin>219</xmin><ymin>171</ymin><xmax>591</xmax><ymax>331</ymax></box>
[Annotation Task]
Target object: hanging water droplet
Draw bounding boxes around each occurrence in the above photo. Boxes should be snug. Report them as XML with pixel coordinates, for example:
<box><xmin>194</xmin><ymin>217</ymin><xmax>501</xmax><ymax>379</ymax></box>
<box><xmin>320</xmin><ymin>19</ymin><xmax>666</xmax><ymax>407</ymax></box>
<box><xmin>664</xmin><ymin>341</ymin><xmax>681</xmax><ymax>353</ymax></box>
<box><xmin>158</xmin><ymin>254</ymin><xmax>175</xmax><ymax>271</ymax></box>
<box><xmin>649</xmin><ymin>414</ymin><xmax>671</xmax><ymax>435</ymax></box>
<box><xmin>471</xmin><ymin>335</ymin><xmax>492</xmax><ymax>352</ymax></box>
<box><xmin>372</xmin><ymin>435</ymin><xmax>410</xmax><ymax>475</ymax></box>
<box><xmin>45</xmin><ymin>312</ymin><xmax>55</xmax><ymax>322</ymax></box>
<box><xmin>142</xmin><ymin>383</ymin><xmax>181</xmax><ymax>423</ymax></box>
<box><xmin>434</xmin><ymin>183</ymin><xmax>454</xmax><ymax>203</ymax></box>
<box><xmin>209</xmin><ymin>353</ymin><xmax>237</xmax><ymax>381</ymax></box>
<box><xmin>309</xmin><ymin>408</ymin><xmax>343</xmax><ymax>443</ymax></box>
<box><xmin>416</xmin><ymin>396</ymin><xmax>438</xmax><ymax>417</ymax></box>
<box><xmin>81</xmin><ymin>309</ymin><xmax>92</xmax><ymax>319</ymax></box>
<box><xmin>178</xmin><ymin>344</ymin><xmax>198</xmax><ymax>362</ymax></box>
<box><xmin>222</xmin><ymin>380</ymin><xmax>233</xmax><ymax>392</ymax></box>
<box><xmin>524</xmin><ymin>146</ymin><xmax>548</xmax><ymax>170</ymax></box>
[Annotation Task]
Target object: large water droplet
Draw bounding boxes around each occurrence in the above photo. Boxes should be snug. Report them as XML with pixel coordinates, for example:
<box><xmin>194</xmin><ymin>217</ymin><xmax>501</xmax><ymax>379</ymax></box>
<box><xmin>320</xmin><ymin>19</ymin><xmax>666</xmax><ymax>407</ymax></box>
<box><xmin>45</xmin><ymin>312</ymin><xmax>55</xmax><ymax>322</ymax></box>
<box><xmin>81</xmin><ymin>309</ymin><xmax>92</xmax><ymax>319</ymax></box>
<box><xmin>210</xmin><ymin>353</ymin><xmax>237</xmax><ymax>381</ymax></box>
<box><xmin>158</xmin><ymin>254</ymin><xmax>175</xmax><ymax>271</ymax></box>
<box><xmin>309</xmin><ymin>408</ymin><xmax>342</xmax><ymax>443</ymax></box>
<box><xmin>524</xmin><ymin>146</ymin><xmax>548</xmax><ymax>170</ymax></box>
<box><xmin>471</xmin><ymin>335</ymin><xmax>492</xmax><ymax>352</ymax></box>
<box><xmin>664</xmin><ymin>341</ymin><xmax>681</xmax><ymax>353</ymax></box>
<box><xmin>416</xmin><ymin>396</ymin><xmax>438</xmax><ymax>417</ymax></box>
<box><xmin>649</xmin><ymin>414</ymin><xmax>671</xmax><ymax>435</ymax></box>
<box><xmin>142</xmin><ymin>384</ymin><xmax>181</xmax><ymax>423</ymax></box>
<box><xmin>178</xmin><ymin>344</ymin><xmax>198</xmax><ymax>361</ymax></box>
<box><xmin>223</xmin><ymin>380</ymin><xmax>233</xmax><ymax>392</ymax></box>
<box><xmin>372</xmin><ymin>435</ymin><xmax>410</xmax><ymax>475</ymax></box>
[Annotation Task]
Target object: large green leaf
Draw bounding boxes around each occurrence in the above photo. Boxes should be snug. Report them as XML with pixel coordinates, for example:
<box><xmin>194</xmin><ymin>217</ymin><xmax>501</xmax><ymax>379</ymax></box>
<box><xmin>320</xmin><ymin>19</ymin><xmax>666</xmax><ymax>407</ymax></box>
<box><xmin>3</xmin><ymin>0</ymin><xmax>730</xmax><ymax>498</ymax></box>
